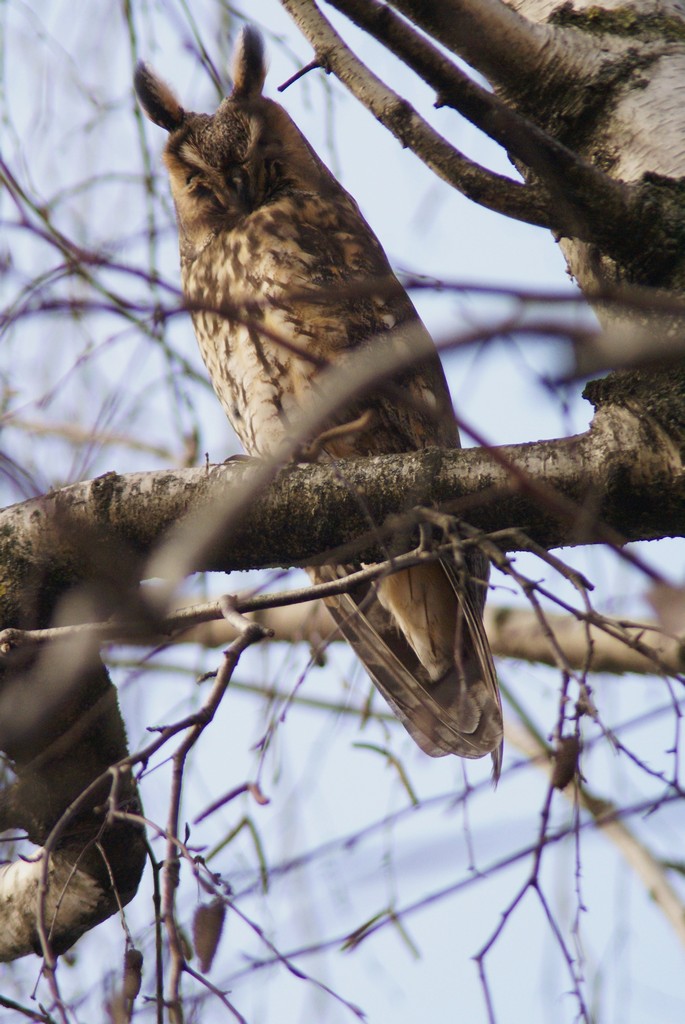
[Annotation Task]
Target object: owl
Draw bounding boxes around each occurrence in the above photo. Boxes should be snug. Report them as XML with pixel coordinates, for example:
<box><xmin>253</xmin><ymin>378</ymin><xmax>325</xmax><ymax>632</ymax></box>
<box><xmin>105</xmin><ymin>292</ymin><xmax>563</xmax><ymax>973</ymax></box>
<box><xmin>135</xmin><ymin>27</ymin><xmax>503</xmax><ymax>776</ymax></box>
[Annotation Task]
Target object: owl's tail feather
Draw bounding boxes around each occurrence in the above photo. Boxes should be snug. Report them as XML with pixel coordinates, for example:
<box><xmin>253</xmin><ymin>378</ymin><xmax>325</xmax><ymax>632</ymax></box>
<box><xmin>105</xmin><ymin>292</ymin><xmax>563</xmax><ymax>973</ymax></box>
<box><xmin>309</xmin><ymin>563</ymin><xmax>503</xmax><ymax>781</ymax></box>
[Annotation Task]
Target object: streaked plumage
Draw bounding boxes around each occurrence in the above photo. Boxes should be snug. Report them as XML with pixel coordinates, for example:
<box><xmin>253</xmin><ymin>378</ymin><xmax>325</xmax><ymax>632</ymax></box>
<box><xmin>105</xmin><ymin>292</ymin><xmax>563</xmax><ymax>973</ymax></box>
<box><xmin>135</xmin><ymin>27</ymin><xmax>503</xmax><ymax>775</ymax></box>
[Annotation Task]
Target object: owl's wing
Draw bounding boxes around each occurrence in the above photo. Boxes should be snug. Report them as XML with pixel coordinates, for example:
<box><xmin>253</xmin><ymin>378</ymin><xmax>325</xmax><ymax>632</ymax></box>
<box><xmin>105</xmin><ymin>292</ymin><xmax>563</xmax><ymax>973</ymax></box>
<box><xmin>309</xmin><ymin>561</ymin><xmax>503</xmax><ymax>779</ymax></box>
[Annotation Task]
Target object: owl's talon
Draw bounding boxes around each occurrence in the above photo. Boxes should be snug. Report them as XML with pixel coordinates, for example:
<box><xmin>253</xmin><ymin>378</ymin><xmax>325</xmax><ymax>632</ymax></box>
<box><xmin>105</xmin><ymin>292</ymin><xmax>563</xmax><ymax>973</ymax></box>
<box><xmin>291</xmin><ymin>439</ymin><xmax>320</xmax><ymax>463</ymax></box>
<box><xmin>417</xmin><ymin>522</ymin><xmax>434</xmax><ymax>554</ymax></box>
<box><xmin>295</xmin><ymin>410</ymin><xmax>376</xmax><ymax>463</ymax></box>
<box><xmin>222</xmin><ymin>453</ymin><xmax>253</xmax><ymax>464</ymax></box>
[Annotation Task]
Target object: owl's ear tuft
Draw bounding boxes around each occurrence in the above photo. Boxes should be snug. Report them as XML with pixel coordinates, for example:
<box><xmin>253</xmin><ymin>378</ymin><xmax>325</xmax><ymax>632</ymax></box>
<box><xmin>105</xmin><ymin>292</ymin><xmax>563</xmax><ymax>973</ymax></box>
<box><xmin>231</xmin><ymin>26</ymin><xmax>267</xmax><ymax>99</ymax></box>
<box><xmin>134</xmin><ymin>62</ymin><xmax>185</xmax><ymax>132</ymax></box>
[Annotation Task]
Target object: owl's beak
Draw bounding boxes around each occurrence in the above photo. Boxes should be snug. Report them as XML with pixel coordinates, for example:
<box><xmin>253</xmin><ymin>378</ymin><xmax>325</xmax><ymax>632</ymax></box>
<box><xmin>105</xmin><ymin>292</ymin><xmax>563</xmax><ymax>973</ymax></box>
<box><xmin>227</xmin><ymin>168</ymin><xmax>254</xmax><ymax>213</ymax></box>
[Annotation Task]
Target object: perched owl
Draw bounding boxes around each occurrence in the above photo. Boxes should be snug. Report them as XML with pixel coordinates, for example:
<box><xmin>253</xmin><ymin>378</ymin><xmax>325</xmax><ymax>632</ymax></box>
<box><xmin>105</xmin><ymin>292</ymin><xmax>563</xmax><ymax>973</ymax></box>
<box><xmin>135</xmin><ymin>27</ymin><xmax>503</xmax><ymax>776</ymax></box>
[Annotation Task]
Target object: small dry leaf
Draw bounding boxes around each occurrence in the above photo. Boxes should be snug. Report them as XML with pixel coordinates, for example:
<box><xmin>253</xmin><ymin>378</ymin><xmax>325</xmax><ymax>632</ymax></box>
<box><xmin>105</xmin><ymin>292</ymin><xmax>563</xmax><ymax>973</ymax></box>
<box><xmin>123</xmin><ymin>947</ymin><xmax>143</xmax><ymax>1002</ymax></box>
<box><xmin>647</xmin><ymin>582</ymin><xmax>685</xmax><ymax>636</ymax></box>
<box><xmin>247</xmin><ymin>781</ymin><xmax>270</xmax><ymax>806</ymax></box>
<box><xmin>552</xmin><ymin>735</ymin><xmax>580</xmax><ymax>790</ymax></box>
<box><xmin>193</xmin><ymin>898</ymin><xmax>226</xmax><ymax>973</ymax></box>
<box><xmin>179</xmin><ymin>927</ymin><xmax>194</xmax><ymax>962</ymax></box>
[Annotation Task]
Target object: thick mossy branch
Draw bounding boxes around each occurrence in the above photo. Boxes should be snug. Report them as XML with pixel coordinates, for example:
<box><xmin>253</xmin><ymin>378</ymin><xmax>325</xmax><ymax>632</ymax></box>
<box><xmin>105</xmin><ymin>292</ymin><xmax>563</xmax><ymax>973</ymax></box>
<box><xmin>549</xmin><ymin>4</ymin><xmax>685</xmax><ymax>41</ymax></box>
<box><xmin>0</xmin><ymin>506</ymin><xmax>147</xmax><ymax>960</ymax></box>
<box><xmin>584</xmin><ymin>364</ymin><xmax>685</xmax><ymax>454</ymax></box>
<box><xmin>0</xmin><ymin>411</ymin><xmax>682</xmax><ymax>610</ymax></box>
<box><xmin>0</xmin><ymin>652</ymin><xmax>147</xmax><ymax>961</ymax></box>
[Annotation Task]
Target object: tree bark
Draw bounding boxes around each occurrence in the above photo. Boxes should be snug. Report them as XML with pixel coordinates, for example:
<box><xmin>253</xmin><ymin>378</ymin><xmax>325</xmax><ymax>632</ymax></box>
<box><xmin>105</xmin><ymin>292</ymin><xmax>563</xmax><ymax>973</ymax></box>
<box><xmin>0</xmin><ymin>406</ymin><xmax>681</xmax><ymax>602</ymax></box>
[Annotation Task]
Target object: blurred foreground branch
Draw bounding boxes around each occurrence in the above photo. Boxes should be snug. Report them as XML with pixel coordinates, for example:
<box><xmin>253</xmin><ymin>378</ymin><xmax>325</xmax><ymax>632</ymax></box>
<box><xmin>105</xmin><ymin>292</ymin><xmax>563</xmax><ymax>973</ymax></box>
<box><xmin>175</xmin><ymin>601</ymin><xmax>685</xmax><ymax>678</ymax></box>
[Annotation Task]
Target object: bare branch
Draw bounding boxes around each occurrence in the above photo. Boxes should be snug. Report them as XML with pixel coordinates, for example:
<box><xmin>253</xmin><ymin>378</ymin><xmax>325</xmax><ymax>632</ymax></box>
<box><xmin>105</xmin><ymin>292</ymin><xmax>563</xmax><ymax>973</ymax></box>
<box><xmin>325</xmin><ymin>0</ymin><xmax>638</xmax><ymax>247</ymax></box>
<box><xmin>0</xmin><ymin>546</ymin><xmax>447</xmax><ymax>650</ymax></box>
<box><xmin>171</xmin><ymin>599</ymin><xmax>685</xmax><ymax>678</ymax></box>
<box><xmin>278</xmin><ymin>0</ymin><xmax>556</xmax><ymax>226</ymax></box>
<box><xmin>508</xmin><ymin>718</ymin><xmax>685</xmax><ymax>948</ymax></box>
<box><xmin>161</xmin><ymin>607</ymin><xmax>269</xmax><ymax>1019</ymax></box>
<box><xmin>0</xmin><ymin>405</ymin><xmax>680</xmax><ymax>611</ymax></box>
<box><xmin>387</xmin><ymin>0</ymin><xmax>599</xmax><ymax>94</ymax></box>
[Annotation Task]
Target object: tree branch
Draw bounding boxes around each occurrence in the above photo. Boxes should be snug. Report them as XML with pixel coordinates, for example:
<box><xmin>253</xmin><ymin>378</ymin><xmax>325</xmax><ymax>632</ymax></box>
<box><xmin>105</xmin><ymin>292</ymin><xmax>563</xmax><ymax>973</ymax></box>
<box><xmin>0</xmin><ymin>406</ymin><xmax>681</xmax><ymax>611</ymax></box>
<box><xmin>387</xmin><ymin>0</ymin><xmax>598</xmax><ymax>95</ymax></box>
<box><xmin>171</xmin><ymin>601</ymin><xmax>685</xmax><ymax>678</ymax></box>
<box><xmin>325</xmin><ymin>0</ymin><xmax>638</xmax><ymax>247</ymax></box>
<box><xmin>0</xmin><ymin>661</ymin><xmax>146</xmax><ymax>962</ymax></box>
<box><xmin>507</xmin><ymin>718</ymin><xmax>685</xmax><ymax>950</ymax></box>
<box><xmin>278</xmin><ymin>0</ymin><xmax>556</xmax><ymax>227</ymax></box>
